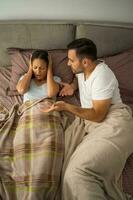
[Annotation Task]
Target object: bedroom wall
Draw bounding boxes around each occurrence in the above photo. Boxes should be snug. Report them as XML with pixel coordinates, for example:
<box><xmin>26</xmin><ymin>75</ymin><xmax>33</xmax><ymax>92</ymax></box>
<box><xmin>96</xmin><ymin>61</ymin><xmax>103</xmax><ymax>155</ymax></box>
<box><xmin>0</xmin><ymin>0</ymin><xmax>133</xmax><ymax>24</ymax></box>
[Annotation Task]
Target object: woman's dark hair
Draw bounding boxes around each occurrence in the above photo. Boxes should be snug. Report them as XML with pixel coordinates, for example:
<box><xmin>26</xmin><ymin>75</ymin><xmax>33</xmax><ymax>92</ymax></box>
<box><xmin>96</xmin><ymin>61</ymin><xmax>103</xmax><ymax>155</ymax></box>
<box><xmin>67</xmin><ymin>38</ymin><xmax>97</xmax><ymax>61</ymax></box>
<box><xmin>31</xmin><ymin>50</ymin><xmax>49</xmax><ymax>66</ymax></box>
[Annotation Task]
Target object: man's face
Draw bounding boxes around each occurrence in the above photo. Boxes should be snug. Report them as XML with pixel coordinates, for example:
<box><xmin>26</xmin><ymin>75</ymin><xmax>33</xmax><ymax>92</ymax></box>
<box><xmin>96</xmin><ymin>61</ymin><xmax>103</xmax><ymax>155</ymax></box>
<box><xmin>67</xmin><ymin>49</ymin><xmax>83</xmax><ymax>74</ymax></box>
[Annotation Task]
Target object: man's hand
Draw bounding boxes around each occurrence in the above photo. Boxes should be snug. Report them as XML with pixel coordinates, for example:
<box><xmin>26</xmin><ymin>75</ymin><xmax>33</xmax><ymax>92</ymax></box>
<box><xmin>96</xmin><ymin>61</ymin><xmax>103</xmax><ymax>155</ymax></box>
<box><xmin>59</xmin><ymin>82</ymin><xmax>74</xmax><ymax>96</ymax></box>
<box><xmin>41</xmin><ymin>101</ymin><xmax>67</xmax><ymax>113</ymax></box>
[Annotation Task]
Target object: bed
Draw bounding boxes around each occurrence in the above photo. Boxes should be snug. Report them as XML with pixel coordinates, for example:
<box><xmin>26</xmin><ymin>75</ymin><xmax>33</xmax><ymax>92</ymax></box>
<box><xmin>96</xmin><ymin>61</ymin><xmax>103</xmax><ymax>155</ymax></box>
<box><xmin>0</xmin><ymin>20</ymin><xmax>133</xmax><ymax>199</ymax></box>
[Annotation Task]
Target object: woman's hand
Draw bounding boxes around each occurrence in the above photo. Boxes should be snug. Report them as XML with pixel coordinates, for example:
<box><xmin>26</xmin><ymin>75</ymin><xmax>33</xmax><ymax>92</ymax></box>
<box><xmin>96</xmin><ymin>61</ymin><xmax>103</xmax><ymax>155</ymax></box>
<box><xmin>16</xmin><ymin>55</ymin><xmax>33</xmax><ymax>95</ymax></box>
<box><xmin>48</xmin><ymin>54</ymin><xmax>52</xmax><ymax>67</ymax></box>
<box><xmin>47</xmin><ymin>54</ymin><xmax>53</xmax><ymax>78</ymax></box>
<box><xmin>28</xmin><ymin>55</ymin><xmax>33</xmax><ymax>73</ymax></box>
<box><xmin>48</xmin><ymin>54</ymin><xmax>53</xmax><ymax>70</ymax></box>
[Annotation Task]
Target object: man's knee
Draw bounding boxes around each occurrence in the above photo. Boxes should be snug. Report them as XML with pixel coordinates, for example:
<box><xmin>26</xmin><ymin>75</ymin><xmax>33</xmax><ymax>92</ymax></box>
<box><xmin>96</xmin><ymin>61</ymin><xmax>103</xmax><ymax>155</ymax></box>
<box><xmin>63</xmin><ymin>160</ymin><xmax>107</xmax><ymax>200</ymax></box>
<box><xmin>64</xmin><ymin>158</ymin><xmax>94</xmax><ymax>186</ymax></box>
<box><xmin>64</xmin><ymin>164</ymin><xmax>76</xmax><ymax>183</ymax></box>
<box><xmin>64</xmin><ymin>146</ymin><xmax>123</xmax><ymax>184</ymax></box>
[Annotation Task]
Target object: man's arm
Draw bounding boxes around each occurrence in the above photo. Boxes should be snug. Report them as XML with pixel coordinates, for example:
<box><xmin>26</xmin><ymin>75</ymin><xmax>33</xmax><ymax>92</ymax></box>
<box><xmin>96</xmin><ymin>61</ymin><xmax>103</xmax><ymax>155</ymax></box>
<box><xmin>44</xmin><ymin>98</ymin><xmax>111</xmax><ymax>122</ymax></box>
<box><xmin>66</xmin><ymin>99</ymin><xmax>111</xmax><ymax>122</ymax></box>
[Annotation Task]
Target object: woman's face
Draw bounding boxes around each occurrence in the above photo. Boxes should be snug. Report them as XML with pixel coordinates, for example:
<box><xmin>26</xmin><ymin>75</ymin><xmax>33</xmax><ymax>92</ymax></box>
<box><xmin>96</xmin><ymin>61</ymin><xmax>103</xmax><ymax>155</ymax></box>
<box><xmin>32</xmin><ymin>58</ymin><xmax>48</xmax><ymax>81</ymax></box>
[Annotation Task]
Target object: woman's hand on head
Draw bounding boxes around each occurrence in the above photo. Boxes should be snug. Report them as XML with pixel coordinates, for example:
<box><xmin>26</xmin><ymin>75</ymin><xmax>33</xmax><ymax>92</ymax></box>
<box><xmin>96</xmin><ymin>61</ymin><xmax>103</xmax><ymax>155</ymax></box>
<box><xmin>47</xmin><ymin>54</ymin><xmax>53</xmax><ymax>76</ymax></box>
<box><xmin>48</xmin><ymin>54</ymin><xmax>53</xmax><ymax>70</ymax></box>
<box><xmin>29</xmin><ymin>55</ymin><xmax>33</xmax><ymax>73</ymax></box>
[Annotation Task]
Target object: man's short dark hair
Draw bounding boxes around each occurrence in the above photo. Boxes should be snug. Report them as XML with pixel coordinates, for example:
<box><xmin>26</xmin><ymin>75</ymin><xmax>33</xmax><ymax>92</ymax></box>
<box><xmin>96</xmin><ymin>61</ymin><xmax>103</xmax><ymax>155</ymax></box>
<box><xmin>67</xmin><ymin>38</ymin><xmax>97</xmax><ymax>61</ymax></box>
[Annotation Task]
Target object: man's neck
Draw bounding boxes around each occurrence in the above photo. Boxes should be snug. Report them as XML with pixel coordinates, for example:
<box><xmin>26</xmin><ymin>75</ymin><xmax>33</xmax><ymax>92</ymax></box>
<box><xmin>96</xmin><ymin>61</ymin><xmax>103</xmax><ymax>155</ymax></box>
<box><xmin>84</xmin><ymin>60</ymin><xmax>99</xmax><ymax>80</ymax></box>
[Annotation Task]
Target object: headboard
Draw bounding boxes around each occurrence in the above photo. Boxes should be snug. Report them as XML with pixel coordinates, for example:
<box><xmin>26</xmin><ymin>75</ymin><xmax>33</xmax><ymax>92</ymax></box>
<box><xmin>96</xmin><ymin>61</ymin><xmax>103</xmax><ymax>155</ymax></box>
<box><xmin>0</xmin><ymin>20</ymin><xmax>133</xmax><ymax>67</ymax></box>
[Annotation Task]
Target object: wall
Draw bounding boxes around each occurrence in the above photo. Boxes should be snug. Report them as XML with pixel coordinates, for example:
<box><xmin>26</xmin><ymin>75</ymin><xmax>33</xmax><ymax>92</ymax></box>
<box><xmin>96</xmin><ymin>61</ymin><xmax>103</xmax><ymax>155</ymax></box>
<box><xmin>0</xmin><ymin>0</ymin><xmax>133</xmax><ymax>23</ymax></box>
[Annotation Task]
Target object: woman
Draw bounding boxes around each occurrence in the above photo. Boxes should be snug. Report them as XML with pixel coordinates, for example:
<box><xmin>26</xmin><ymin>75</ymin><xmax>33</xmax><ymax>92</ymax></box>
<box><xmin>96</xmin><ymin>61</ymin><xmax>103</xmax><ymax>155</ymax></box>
<box><xmin>16</xmin><ymin>50</ymin><xmax>61</xmax><ymax>102</ymax></box>
<box><xmin>12</xmin><ymin>50</ymin><xmax>64</xmax><ymax>200</ymax></box>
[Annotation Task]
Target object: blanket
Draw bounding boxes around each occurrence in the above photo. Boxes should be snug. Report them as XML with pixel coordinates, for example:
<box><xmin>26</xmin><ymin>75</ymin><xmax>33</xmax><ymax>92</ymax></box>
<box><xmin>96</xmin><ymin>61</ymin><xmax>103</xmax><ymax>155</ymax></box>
<box><xmin>62</xmin><ymin>103</ymin><xmax>133</xmax><ymax>200</ymax></box>
<box><xmin>1</xmin><ymin>99</ymin><xmax>133</xmax><ymax>200</ymax></box>
<box><xmin>0</xmin><ymin>98</ymin><xmax>69</xmax><ymax>200</ymax></box>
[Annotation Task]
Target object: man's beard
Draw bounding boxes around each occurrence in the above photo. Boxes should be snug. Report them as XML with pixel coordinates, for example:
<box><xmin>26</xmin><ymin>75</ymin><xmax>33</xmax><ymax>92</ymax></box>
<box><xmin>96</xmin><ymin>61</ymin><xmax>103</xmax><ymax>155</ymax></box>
<box><xmin>73</xmin><ymin>68</ymin><xmax>83</xmax><ymax>74</ymax></box>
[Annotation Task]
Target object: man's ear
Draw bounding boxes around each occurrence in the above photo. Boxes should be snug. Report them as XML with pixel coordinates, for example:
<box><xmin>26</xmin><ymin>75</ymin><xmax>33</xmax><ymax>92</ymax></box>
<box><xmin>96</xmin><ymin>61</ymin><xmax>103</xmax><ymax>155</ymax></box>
<box><xmin>82</xmin><ymin>58</ymin><xmax>89</xmax><ymax>67</ymax></box>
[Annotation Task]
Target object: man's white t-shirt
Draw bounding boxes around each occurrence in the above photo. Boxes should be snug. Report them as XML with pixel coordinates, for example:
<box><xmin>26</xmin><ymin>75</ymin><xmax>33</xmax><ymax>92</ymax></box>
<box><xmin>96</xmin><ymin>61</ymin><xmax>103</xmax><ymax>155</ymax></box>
<box><xmin>76</xmin><ymin>62</ymin><xmax>122</xmax><ymax>108</ymax></box>
<box><xmin>20</xmin><ymin>76</ymin><xmax>61</xmax><ymax>102</ymax></box>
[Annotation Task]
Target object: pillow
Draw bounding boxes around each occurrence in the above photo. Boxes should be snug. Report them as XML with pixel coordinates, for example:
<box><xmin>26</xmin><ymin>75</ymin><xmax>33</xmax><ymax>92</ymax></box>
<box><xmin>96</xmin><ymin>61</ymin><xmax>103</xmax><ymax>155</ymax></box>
<box><xmin>0</xmin><ymin>67</ymin><xmax>23</xmax><ymax>110</ymax></box>
<box><xmin>7</xmin><ymin>48</ymin><xmax>74</xmax><ymax>95</ymax></box>
<box><xmin>103</xmin><ymin>48</ymin><xmax>133</xmax><ymax>104</ymax></box>
<box><xmin>122</xmin><ymin>153</ymin><xmax>133</xmax><ymax>196</ymax></box>
<box><xmin>7</xmin><ymin>48</ymin><xmax>80</xmax><ymax>107</ymax></box>
<box><xmin>0</xmin><ymin>67</ymin><xmax>11</xmax><ymax>96</ymax></box>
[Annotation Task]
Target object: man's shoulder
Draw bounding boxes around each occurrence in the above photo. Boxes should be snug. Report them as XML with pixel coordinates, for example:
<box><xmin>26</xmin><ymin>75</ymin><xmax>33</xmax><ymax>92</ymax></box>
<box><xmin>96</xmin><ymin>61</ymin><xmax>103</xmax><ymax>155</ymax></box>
<box><xmin>95</xmin><ymin>62</ymin><xmax>115</xmax><ymax>77</ymax></box>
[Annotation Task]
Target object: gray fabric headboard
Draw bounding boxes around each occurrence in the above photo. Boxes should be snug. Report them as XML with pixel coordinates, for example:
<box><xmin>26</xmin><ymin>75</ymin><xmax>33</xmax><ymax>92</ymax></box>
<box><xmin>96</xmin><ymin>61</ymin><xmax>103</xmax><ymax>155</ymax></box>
<box><xmin>76</xmin><ymin>24</ymin><xmax>133</xmax><ymax>57</ymax></box>
<box><xmin>0</xmin><ymin>20</ymin><xmax>133</xmax><ymax>67</ymax></box>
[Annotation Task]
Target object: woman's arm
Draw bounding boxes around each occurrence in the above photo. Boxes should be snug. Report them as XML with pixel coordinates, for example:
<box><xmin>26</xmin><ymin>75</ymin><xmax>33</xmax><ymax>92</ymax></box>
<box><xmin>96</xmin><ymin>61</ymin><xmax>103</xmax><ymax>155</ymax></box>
<box><xmin>16</xmin><ymin>60</ymin><xmax>32</xmax><ymax>95</ymax></box>
<box><xmin>47</xmin><ymin>56</ymin><xmax>60</xmax><ymax>98</ymax></box>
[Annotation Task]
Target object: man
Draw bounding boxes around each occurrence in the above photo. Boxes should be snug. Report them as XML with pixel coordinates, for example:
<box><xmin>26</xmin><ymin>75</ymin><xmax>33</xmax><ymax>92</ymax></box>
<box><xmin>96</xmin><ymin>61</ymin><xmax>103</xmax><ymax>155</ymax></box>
<box><xmin>43</xmin><ymin>38</ymin><xmax>133</xmax><ymax>200</ymax></box>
